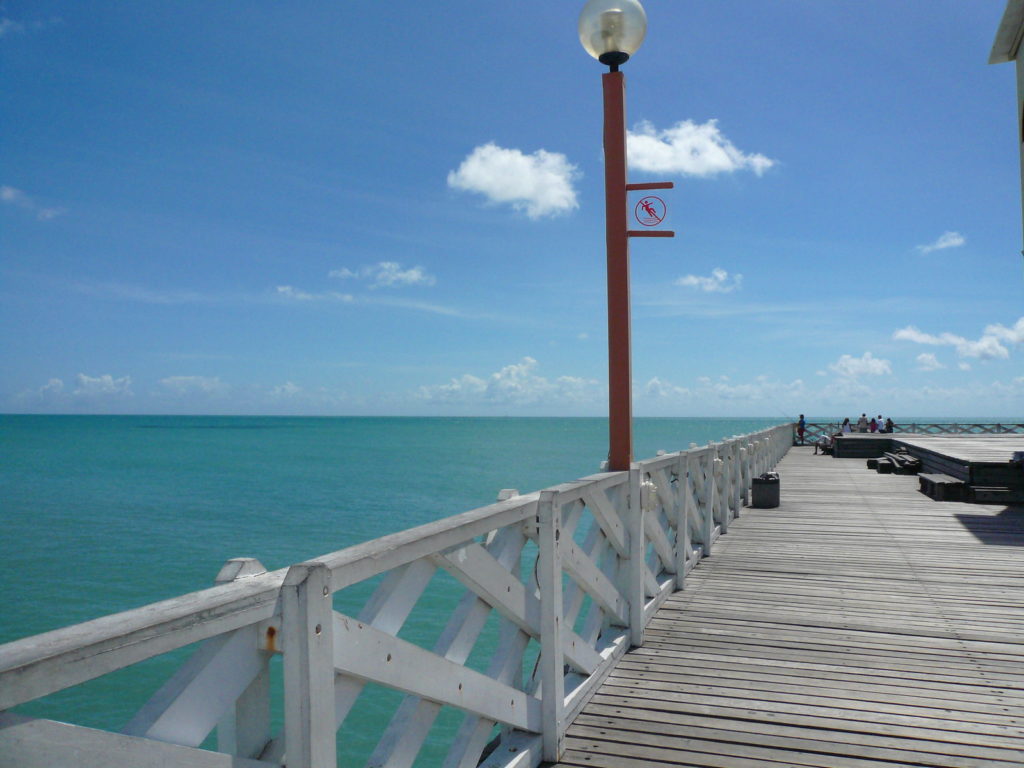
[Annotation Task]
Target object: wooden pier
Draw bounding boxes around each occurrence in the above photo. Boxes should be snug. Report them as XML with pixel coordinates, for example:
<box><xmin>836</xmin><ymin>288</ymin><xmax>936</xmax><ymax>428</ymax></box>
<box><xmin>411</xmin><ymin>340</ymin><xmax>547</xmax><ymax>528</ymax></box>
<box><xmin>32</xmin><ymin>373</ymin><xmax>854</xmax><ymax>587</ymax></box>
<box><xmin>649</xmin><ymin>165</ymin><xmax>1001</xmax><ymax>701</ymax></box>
<box><xmin>2</xmin><ymin>425</ymin><xmax>1023</xmax><ymax>768</ymax></box>
<box><xmin>549</xmin><ymin>445</ymin><xmax>1024</xmax><ymax>768</ymax></box>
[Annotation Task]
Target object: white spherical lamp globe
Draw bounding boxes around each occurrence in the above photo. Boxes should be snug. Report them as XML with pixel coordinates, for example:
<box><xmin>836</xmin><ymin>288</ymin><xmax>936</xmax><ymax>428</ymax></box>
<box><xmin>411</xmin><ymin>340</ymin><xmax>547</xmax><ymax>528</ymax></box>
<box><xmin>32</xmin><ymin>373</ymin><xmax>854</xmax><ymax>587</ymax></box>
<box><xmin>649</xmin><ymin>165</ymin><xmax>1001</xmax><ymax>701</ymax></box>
<box><xmin>578</xmin><ymin>0</ymin><xmax>647</xmax><ymax>68</ymax></box>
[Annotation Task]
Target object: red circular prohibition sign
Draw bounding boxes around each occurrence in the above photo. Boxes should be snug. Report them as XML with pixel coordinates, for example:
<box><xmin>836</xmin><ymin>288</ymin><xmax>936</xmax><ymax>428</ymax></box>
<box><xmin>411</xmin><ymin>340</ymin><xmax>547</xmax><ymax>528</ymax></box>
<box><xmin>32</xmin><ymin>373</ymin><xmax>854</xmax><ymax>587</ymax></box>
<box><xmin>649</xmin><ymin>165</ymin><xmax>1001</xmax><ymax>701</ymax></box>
<box><xmin>634</xmin><ymin>196</ymin><xmax>666</xmax><ymax>227</ymax></box>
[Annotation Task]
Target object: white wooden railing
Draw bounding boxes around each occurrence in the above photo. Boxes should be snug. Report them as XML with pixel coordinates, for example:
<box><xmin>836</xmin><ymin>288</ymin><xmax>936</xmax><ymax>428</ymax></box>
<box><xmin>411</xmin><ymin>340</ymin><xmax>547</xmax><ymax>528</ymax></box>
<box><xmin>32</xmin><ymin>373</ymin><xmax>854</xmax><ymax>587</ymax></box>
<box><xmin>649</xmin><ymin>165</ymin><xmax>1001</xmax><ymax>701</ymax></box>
<box><xmin>0</xmin><ymin>424</ymin><xmax>792</xmax><ymax>768</ymax></box>
<box><xmin>800</xmin><ymin>422</ymin><xmax>1024</xmax><ymax>442</ymax></box>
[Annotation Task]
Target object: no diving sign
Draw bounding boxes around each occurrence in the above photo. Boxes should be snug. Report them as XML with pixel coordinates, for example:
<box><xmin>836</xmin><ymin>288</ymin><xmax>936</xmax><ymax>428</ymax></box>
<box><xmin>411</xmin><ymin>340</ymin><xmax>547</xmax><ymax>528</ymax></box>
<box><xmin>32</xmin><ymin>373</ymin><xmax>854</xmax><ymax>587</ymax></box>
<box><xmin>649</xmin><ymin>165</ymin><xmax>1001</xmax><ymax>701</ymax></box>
<box><xmin>634</xmin><ymin>196</ymin><xmax>666</xmax><ymax>227</ymax></box>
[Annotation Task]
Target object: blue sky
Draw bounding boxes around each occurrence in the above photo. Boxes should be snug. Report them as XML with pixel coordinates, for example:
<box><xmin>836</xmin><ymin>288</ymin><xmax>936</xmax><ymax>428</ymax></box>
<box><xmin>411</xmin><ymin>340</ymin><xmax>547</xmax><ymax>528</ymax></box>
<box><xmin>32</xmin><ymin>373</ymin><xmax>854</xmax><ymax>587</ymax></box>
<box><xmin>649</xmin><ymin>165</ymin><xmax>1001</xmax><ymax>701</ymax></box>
<box><xmin>2</xmin><ymin>1</ymin><xmax>1022</xmax><ymax>418</ymax></box>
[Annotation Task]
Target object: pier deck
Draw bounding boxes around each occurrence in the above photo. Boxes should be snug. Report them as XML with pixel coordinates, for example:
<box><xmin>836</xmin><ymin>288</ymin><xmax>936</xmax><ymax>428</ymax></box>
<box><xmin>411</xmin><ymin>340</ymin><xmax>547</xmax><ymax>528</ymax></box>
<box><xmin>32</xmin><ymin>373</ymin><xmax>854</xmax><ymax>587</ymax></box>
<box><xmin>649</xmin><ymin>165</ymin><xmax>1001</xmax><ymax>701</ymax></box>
<box><xmin>550</xmin><ymin>446</ymin><xmax>1024</xmax><ymax>768</ymax></box>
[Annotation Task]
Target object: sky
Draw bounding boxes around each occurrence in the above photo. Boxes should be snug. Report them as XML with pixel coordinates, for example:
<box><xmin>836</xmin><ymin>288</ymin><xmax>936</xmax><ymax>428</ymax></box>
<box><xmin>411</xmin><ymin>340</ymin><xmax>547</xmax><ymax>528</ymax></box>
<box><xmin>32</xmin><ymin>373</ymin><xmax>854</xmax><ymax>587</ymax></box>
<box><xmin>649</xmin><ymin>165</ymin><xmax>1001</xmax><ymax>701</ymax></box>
<box><xmin>2</xmin><ymin>1</ymin><xmax>1023</xmax><ymax>418</ymax></box>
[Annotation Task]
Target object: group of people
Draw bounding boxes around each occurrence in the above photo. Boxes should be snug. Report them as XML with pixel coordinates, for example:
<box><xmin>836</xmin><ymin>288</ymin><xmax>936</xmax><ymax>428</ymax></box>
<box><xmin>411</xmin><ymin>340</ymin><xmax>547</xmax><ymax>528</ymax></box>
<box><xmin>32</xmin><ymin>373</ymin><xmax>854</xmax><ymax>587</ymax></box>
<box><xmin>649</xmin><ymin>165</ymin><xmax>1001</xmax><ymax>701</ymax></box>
<box><xmin>845</xmin><ymin>414</ymin><xmax>895</xmax><ymax>434</ymax></box>
<box><xmin>796</xmin><ymin>413</ymin><xmax>897</xmax><ymax>455</ymax></box>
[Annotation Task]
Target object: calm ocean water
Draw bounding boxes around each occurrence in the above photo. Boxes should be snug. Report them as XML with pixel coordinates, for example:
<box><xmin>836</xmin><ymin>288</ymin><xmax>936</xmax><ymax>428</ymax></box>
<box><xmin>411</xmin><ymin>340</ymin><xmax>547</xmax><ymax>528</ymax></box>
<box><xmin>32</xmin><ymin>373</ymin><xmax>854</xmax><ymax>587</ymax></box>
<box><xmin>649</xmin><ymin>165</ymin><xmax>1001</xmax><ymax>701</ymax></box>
<box><xmin>0</xmin><ymin>413</ymin><xmax>1001</xmax><ymax>763</ymax></box>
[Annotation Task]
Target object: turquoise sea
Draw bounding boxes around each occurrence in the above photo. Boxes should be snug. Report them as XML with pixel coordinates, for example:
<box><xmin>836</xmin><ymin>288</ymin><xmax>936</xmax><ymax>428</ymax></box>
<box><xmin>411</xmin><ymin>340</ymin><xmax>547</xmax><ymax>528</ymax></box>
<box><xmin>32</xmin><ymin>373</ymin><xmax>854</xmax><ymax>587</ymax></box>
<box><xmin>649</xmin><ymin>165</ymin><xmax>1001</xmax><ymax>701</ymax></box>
<box><xmin>0</xmin><ymin>413</ymin><xmax>1007</xmax><ymax>764</ymax></box>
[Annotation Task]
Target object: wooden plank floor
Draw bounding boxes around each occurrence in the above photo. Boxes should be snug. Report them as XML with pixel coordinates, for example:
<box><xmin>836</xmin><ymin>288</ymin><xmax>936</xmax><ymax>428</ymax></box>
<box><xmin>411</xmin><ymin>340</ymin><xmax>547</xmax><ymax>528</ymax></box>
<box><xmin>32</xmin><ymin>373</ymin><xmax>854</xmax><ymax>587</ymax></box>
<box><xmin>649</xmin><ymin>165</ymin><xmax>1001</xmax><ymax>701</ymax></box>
<box><xmin>894</xmin><ymin>434</ymin><xmax>1024</xmax><ymax>464</ymax></box>
<box><xmin>549</xmin><ymin>446</ymin><xmax>1024</xmax><ymax>768</ymax></box>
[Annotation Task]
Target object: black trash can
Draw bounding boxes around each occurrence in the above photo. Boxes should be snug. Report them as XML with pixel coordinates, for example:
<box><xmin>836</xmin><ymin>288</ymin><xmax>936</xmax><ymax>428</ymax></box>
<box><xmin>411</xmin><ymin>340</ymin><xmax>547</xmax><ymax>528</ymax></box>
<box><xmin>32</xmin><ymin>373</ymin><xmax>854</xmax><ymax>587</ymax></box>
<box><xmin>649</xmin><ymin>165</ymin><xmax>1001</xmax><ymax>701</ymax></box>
<box><xmin>751</xmin><ymin>472</ymin><xmax>780</xmax><ymax>508</ymax></box>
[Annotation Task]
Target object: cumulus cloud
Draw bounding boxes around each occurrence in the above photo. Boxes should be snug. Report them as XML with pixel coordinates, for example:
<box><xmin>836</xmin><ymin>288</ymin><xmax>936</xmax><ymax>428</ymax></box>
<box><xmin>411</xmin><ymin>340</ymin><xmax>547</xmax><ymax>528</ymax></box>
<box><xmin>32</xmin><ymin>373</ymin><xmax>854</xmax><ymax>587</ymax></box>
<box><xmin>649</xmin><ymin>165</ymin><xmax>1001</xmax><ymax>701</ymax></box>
<box><xmin>418</xmin><ymin>357</ymin><xmax>600</xmax><ymax>406</ymax></box>
<box><xmin>985</xmin><ymin>317</ymin><xmax>1024</xmax><ymax>345</ymax></box>
<box><xmin>674</xmin><ymin>268</ymin><xmax>742</xmax><ymax>293</ymax></box>
<box><xmin>828</xmin><ymin>352</ymin><xmax>892</xmax><ymax>378</ymax></box>
<box><xmin>447</xmin><ymin>143</ymin><xmax>579</xmax><ymax>219</ymax></box>
<box><xmin>915</xmin><ymin>353</ymin><xmax>944</xmax><ymax>371</ymax></box>
<box><xmin>893</xmin><ymin>317</ymin><xmax>1024</xmax><ymax>360</ymax></box>
<box><xmin>916</xmin><ymin>231</ymin><xmax>965</xmax><ymax>254</ymax></box>
<box><xmin>74</xmin><ymin>373</ymin><xmax>133</xmax><ymax>397</ymax></box>
<box><xmin>1</xmin><ymin>185</ymin><xmax>63</xmax><ymax>220</ymax></box>
<box><xmin>329</xmin><ymin>262</ymin><xmax>436</xmax><ymax>288</ymax></box>
<box><xmin>627</xmin><ymin>120</ymin><xmax>774</xmax><ymax>178</ymax></box>
<box><xmin>645</xmin><ymin>377</ymin><xmax>690</xmax><ymax>398</ymax></box>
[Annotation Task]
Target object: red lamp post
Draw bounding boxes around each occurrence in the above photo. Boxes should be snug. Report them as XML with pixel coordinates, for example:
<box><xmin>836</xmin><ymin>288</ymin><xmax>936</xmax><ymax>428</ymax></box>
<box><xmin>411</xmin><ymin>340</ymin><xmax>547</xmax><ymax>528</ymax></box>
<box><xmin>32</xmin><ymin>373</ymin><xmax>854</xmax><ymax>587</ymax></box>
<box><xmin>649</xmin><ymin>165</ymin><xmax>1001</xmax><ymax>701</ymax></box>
<box><xmin>579</xmin><ymin>0</ymin><xmax>673</xmax><ymax>471</ymax></box>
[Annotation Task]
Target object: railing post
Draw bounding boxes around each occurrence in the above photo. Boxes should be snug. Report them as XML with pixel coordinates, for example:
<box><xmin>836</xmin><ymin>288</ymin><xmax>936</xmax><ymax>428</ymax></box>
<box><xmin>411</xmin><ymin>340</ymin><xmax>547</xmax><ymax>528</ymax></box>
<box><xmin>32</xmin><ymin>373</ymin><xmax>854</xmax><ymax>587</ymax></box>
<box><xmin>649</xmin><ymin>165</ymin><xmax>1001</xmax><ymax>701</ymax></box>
<box><xmin>627</xmin><ymin>463</ymin><xmax>646</xmax><ymax>647</ymax></box>
<box><xmin>537</xmin><ymin>490</ymin><xmax>565</xmax><ymax>762</ymax></box>
<box><xmin>698</xmin><ymin>452</ymin><xmax>713</xmax><ymax>553</ymax></box>
<box><xmin>215</xmin><ymin>558</ymin><xmax>272</xmax><ymax>760</ymax></box>
<box><xmin>711</xmin><ymin>445</ymin><xmax>726</xmax><ymax>535</ymax></box>
<box><xmin>674</xmin><ymin>453</ymin><xmax>689</xmax><ymax>586</ymax></box>
<box><xmin>282</xmin><ymin>562</ymin><xmax>336</xmax><ymax>768</ymax></box>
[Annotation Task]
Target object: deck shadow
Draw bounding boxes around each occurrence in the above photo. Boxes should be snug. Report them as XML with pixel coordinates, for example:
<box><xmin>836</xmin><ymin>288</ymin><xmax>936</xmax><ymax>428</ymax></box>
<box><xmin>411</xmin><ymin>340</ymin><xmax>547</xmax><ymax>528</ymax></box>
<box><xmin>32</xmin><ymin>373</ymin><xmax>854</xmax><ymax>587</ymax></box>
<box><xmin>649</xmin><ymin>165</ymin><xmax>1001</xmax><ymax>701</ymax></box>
<box><xmin>955</xmin><ymin>505</ymin><xmax>1024</xmax><ymax>546</ymax></box>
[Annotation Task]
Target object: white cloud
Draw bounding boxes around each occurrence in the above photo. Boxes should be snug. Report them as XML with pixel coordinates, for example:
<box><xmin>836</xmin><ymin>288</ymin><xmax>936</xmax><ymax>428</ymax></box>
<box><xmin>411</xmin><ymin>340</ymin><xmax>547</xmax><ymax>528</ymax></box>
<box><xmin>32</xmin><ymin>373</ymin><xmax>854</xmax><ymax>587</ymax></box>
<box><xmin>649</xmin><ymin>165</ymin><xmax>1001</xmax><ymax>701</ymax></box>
<box><xmin>644</xmin><ymin>374</ymin><xmax>803</xmax><ymax>404</ymax></box>
<box><xmin>418</xmin><ymin>357</ymin><xmax>600</xmax><ymax>406</ymax></box>
<box><xmin>0</xmin><ymin>16</ymin><xmax>60</xmax><ymax>39</ymax></box>
<box><xmin>270</xmin><ymin>382</ymin><xmax>302</xmax><ymax>398</ymax></box>
<box><xmin>74</xmin><ymin>373</ymin><xmax>133</xmax><ymax>397</ymax></box>
<box><xmin>893</xmin><ymin>318</ymin><xmax>1024</xmax><ymax>360</ymax></box>
<box><xmin>958</xmin><ymin>362</ymin><xmax>971</xmax><ymax>371</ymax></box>
<box><xmin>0</xmin><ymin>18</ymin><xmax>25</xmax><ymax>37</ymax></box>
<box><xmin>674</xmin><ymin>268</ymin><xmax>742</xmax><ymax>293</ymax></box>
<box><xmin>330</xmin><ymin>262</ymin><xmax>436</xmax><ymax>288</ymax></box>
<box><xmin>985</xmin><ymin>317</ymin><xmax>1024</xmax><ymax>345</ymax></box>
<box><xmin>916</xmin><ymin>231</ymin><xmax>965</xmax><ymax>254</ymax></box>
<box><xmin>40</xmin><ymin>378</ymin><xmax>64</xmax><ymax>395</ymax></box>
<box><xmin>915</xmin><ymin>353</ymin><xmax>944</xmax><ymax>371</ymax></box>
<box><xmin>828</xmin><ymin>352</ymin><xmax>892</xmax><ymax>378</ymax></box>
<box><xmin>159</xmin><ymin>376</ymin><xmax>227</xmax><ymax>395</ymax></box>
<box><xmin>276</xmin><ymin>285</ymin><xmax>354</xmax><ymax>303</ymax></box>
<box><xmin>447</xmin><ymin>143</ymin><xmax>579</xmax><ymax>219</ymax></box>
<box><xmin>627</xmin><ymin>120</ymin><xmax>774</xmax><ymax>178</ymax></box>
<box><xmin>645</xmin><ymin>377</ymin><xmax>690</xmax><ymax>398</ymax></box>
<box><xmin>1</xmin><ymin>185</ymin><xmax>63</xmax><ymax>220</ymax></box>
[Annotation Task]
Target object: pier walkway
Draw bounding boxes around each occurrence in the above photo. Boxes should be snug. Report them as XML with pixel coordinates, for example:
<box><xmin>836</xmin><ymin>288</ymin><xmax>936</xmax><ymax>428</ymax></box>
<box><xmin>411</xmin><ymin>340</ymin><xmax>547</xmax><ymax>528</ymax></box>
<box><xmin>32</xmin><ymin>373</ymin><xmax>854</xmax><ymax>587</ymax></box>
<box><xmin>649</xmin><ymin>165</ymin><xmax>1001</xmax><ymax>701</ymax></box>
<box><xmin>550</xmin><ymin>446</ymin><xmax>1024</xmax><ymax>768</ymax></box>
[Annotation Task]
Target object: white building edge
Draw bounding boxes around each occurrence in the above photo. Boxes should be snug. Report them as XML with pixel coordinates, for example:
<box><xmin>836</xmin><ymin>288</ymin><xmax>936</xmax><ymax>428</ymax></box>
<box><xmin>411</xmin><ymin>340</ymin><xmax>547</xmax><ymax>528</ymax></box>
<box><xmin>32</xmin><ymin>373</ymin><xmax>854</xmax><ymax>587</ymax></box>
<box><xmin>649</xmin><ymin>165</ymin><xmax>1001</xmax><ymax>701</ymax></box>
<box><xmin>991</xmin><ymin>0</ymin><xmax>1024</xmax><ymax>250</ymax></box>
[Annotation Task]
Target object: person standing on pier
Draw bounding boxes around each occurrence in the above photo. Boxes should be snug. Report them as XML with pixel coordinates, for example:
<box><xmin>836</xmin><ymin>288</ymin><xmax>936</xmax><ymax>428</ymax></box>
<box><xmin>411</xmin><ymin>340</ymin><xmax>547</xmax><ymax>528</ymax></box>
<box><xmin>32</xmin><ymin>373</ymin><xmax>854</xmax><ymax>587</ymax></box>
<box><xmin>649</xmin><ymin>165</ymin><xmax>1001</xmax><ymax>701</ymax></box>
<box><xmin>869</xmin><ymin>416</ymin><xmax>878</xmax><ymax>433</ymax></box>
<box><xmin>797</xmin><ymin>414</ymin><xmax>806</xmax><ymax>445</ymax></box>
<box><xmin>842</xmin><ymin>417</ymin><xmax>852</xmax><ymax>433</ymax></box>
<box><xmin>857</xmin><ymin>414</ymin><xmax>868</xmax><ymax>432</ymax></box>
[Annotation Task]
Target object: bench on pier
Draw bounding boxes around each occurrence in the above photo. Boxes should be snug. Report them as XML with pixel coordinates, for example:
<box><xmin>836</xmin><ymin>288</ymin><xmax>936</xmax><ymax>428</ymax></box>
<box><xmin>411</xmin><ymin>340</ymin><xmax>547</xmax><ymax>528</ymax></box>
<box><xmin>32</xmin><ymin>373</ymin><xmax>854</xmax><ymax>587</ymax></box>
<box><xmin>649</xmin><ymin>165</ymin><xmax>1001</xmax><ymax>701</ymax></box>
<box><xmin>867</xmin><ymin>452</ymin><xmax>921</xmax><ymax>475</ymax></box>
<box><xmin>918</xmin><ymin>472</ymin><xmax>966</xmax><ymax>501</ymax></box>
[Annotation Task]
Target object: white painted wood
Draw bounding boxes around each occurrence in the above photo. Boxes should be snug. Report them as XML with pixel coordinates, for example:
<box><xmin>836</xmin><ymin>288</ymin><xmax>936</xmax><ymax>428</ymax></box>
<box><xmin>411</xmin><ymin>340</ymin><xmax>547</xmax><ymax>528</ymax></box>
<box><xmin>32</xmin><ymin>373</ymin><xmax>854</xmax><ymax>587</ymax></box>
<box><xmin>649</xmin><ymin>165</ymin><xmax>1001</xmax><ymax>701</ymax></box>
<box><xmin>122</xmin><ymin>626</ymin><xmax>265</xmax><ymax>747</ymax></box>
<box><xmin>218</xmin><ymin>660</ymin><xmax>270</xmax><ymax>760</ymax></box>
<box><xmin>367</xmin><ymin>528</ymin><xmax>527</xmax><ymax>768</ymax></box>
<box><xmin>331</xmin><ymin>611</ymin><xmax>542</xmax><ymax>733</ymax></box>
<box><xmin>537</xmin><ymin>489</ymin><xmax>565</xmax><ymax>761</ymax></box>
<box><xmin>476</xmin><ymin>730</ymin><xmax>543</xmax><ymax>768</ymax></box>
<box><xmin>712</xmin><ymin>451</ymin><xmax>727</xmax><ymax>534</ymax></box>
<box><xmin>562</xmin><ymin>630</ymin><xmax>629</xmax><ymax>725</ymax></box>
<box><xmin>625</xmin><ymin>466</ymin><xmax>646</xmax><ymax>648</ymax></box>
<box><xmin>643</xmin><ymin>501</ymin><xmax>675</xmax><ymax>575</ymax></box>
<box><xmin>673</xmin><ymin>454</ymin><xmax>689</xmax><ymax>587</ymax></box>
<box><xmin>0</xmin><ymin>569</ymin><xmax>286</xmax><ymax>711</ymax></box>
<box><xmin>329</xmin><ymin>558</ymin><xmax>438</xmax><ymax>728</ymax></box>
<box><xmin>442</xmin><ymin>622</ymin><xmax>530</xmax><ymax>768</ymax></box>
<box><xmin>579</xmin><ymin>487</ymin><xmax>627</xmax><ymax>558</ymax></box>
<box><xmin>215</xmin><ymin>558</ymin><xmax>272</xmax><ymax>760</ymax></box>
<box><xmin>561</xmin><ymin>538</ymin><xmax>627</xmax><ymax>627</ymax></box>
<box><xmin>0</xmin><ymin>713</ymin><xmax>279</xmax><ymax>768</ymax></box>
<box><xmin>432</xmin><ymin>541</ymin><xmax>600</xmax><ymax>675</ymax></box>
<box><xmin>282</xmin><ymin>562</ymin><xmax>336</xmax><ymax>768</ymax></box>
